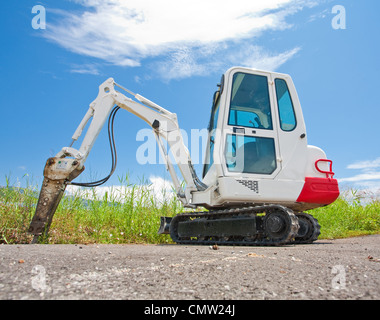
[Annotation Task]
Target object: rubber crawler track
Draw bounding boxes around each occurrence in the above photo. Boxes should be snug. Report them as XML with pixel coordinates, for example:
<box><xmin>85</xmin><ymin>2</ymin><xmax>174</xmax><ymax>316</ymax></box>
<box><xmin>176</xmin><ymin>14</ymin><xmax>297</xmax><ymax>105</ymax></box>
<box><xmin>169</xmin><ymin>205</ymin><xmax>303</xmax><ymax>246</ymax></box>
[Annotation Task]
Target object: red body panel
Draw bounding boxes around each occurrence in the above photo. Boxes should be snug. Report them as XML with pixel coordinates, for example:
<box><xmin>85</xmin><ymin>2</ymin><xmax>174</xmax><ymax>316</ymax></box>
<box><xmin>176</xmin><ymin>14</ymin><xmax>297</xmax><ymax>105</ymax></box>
<box><xmin>297</xmin><ymin>177</ymin><xmax>340</xmax><ymax>205</ymax></box>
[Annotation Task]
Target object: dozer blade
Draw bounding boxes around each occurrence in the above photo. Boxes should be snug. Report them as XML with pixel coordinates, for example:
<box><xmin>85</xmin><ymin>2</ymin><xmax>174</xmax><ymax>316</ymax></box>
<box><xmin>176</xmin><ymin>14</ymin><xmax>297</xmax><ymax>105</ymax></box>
<box><xmin>29</xmin><ymin>157</ymin><xmax>84</xmax><ymax>243</ymax></box>
<box><xmin>157</xmin><ymin>216</ymin><xmax>172</xmax><ymax>235</ymax></box>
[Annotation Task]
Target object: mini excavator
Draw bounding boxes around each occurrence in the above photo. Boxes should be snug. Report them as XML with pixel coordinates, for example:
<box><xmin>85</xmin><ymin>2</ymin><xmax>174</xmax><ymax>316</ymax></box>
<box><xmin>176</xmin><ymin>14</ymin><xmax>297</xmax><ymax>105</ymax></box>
<box><xmin>29</xmin><ymin>67</ymin><xmax>340</xmax><ymax>245</ymax></box>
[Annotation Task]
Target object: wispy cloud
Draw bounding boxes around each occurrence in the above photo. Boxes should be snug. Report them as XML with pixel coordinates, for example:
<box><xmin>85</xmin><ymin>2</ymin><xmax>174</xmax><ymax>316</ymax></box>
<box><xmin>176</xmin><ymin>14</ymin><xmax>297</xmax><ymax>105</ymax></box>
<box><xmin>346</xmin><ymin>157</ymin><xmax>380</xmax><ymax>170</ymax></box>
<box><xmin>45</xmin><ymin>0</ymin><xmax>315</xmax><ymax>80</ymax></box>
<box><xmin>69</xmin><ymin>63</ymin><xmax>100</xmax><ymax>75</ymax></box>
<box><xmin>308</xmin><ymin>8</ymin><xmax>330</xmax><ymax>22</ymax></box>
<box><xmin>339</xmin><ymin>157</ymin><xmax>380</xmax><ymax>192</ymax></box>
<box><xmin>227</xmin><ymin>46</ymin><xmax>301</xmax><ymax>71</ymax></box>
<box><xmin>339</xmin><ymin>173</ymin><xmax>380</xmax><ymax>183</ymax></box>
<box><xmin>155</xmin><ymin>45</ymin><xmax>301</xmax><ymax>81</ymax></box>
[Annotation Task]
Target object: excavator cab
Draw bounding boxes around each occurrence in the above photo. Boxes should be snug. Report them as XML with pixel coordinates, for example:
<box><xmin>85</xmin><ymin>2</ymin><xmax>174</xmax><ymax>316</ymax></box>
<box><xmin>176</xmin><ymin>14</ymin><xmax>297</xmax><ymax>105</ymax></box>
<box><xmin>197</xmin><ymin>67</ymin><xmax>339</xmax><ymax>212</ymax></box>
<box><xmin>203</xmin><ymin>68</ymin><xmax>298</xmax><ymax>182</ymax></box>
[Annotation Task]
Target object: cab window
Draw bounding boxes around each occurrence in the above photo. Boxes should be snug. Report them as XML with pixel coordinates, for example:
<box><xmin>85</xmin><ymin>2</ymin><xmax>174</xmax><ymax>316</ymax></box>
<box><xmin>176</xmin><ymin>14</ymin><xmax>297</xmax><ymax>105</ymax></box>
<box><xmin>275</xmin><ymin>78</ymin><xmax>297</xmax><ymax>131</ymax></box>
<box><xmin>203</xmin><ymin>91</ymin><xmax>220</xmax><ymax>177</ymax></box>
<box><xmin>225</xmin><ymin>134</ymin><xmax>277</xmax><ymax>175</ymax></box>
<box><xmin>228</xmin><ymin>72</ymin><xmax>273</xmax><ymax>130</ymax></box>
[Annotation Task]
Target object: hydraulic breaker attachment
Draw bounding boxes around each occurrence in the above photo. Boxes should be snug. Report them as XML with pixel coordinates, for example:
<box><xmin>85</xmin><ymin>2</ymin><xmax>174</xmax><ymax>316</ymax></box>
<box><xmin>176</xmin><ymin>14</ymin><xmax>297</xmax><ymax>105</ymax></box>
<box><xmin>28</xmin><ymin>157</ymin><xmax>84</xmax><ymax>243</ymax></box>
<box><xmin>157</xmin><ymin>216</ymin><xmax>172</xmax><ymax>235</ymax></box>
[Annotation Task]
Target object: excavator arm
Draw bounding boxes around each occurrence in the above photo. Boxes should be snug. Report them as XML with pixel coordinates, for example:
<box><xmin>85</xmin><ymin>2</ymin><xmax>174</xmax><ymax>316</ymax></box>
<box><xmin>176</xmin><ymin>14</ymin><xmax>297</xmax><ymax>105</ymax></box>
<box><xmin>28</xmin><ymin>78</ymin><xmax>206</xmax><ymax>241</ymax></box>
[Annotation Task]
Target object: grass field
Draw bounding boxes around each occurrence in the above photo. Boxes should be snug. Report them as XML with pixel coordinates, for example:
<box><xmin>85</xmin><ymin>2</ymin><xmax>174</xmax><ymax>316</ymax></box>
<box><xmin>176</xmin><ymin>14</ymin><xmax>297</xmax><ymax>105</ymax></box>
<box><xmin>1</xmin><ymin>176</ymin><xmax>379</xmax><ymax>244</ymax></box>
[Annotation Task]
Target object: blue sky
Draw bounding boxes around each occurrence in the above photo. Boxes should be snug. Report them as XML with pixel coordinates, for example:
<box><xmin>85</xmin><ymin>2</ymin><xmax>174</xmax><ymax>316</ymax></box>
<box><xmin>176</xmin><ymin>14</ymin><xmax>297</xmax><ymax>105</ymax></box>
<box><xmin>1</xmin><ymin>0</ymin><xmax>380</xmax><ymax>196</ymax></box>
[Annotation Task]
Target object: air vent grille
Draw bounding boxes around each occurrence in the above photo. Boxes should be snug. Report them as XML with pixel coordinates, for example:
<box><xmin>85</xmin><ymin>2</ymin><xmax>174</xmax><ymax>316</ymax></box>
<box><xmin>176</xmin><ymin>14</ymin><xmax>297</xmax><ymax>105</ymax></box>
<box><xmin>237</xmin><ymin>180</ymin><xmax>259</xmax><ymax>193</ymax></box>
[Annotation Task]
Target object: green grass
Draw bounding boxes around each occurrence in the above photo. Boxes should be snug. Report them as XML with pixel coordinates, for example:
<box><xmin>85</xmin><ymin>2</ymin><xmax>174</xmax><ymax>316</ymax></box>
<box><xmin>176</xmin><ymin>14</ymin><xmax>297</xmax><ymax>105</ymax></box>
<box><xmin>0</xmin><ymin>175</ymin><xmax>38</xmax><ymax>244</ymax></box>
<box><xmin>1</xmin><ymin>175</ymin><xmax>379</xmax><ymax>244</ymax></box>
<box><xmin>310</xmin><ymin>192</ymin><xmax>380</xmax><ymax>239</ymax></box>
<box><xmin>0</xmin><ymin>174</ymin><xmax>184</xmax><ymax>244</ymax></box>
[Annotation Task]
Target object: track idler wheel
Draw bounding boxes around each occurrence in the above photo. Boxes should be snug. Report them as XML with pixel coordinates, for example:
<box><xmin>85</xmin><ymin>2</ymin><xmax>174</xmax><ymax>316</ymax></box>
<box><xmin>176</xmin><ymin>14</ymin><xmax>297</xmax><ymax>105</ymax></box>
<box><xmin>263</xmin><ymin>208</ymin><xmax>299</xmax><ymax>244</ymax></box>
<box><xmin>294</xmin><ymin>212</ymin><xmax>321</xmax><ymax>244</ymax></box>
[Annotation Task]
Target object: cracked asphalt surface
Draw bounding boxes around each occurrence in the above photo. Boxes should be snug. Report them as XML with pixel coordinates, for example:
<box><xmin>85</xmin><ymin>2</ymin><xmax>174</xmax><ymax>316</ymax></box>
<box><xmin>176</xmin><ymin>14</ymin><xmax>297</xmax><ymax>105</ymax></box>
<box><xmin>0</xmin><ymin>235</ymin><xmax>379</xmax><ymax>300</ymax></box>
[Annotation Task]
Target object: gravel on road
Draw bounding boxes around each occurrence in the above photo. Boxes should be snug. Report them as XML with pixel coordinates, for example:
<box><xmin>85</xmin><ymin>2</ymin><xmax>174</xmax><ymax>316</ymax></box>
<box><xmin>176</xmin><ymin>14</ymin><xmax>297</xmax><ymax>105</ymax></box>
<box><xmin>1</xmin><ymin>235</ymin><xmax>379</xmax><ymax>300</ymax></box>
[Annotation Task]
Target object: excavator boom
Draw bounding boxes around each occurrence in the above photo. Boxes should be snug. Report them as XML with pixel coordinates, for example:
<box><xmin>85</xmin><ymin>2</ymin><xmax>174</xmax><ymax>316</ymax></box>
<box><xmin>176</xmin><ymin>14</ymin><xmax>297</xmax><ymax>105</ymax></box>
<box><xmin>29</xmin><ymin>78</ymin><xmax>204</xmax><ymax>241</ymax></box>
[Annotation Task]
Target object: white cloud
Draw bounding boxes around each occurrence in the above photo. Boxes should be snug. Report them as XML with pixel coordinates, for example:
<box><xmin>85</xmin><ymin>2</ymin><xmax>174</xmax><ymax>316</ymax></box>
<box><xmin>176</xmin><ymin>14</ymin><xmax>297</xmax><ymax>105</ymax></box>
<box><xmin>69</xmin><ymin>63</ymin><xmax>100</xmax><ymax>75</ymax></box>
<box><xmin>346</xmin><ymin>157</ymin><xmax>380</xmax><ymax>170</ymax></box>
<box><xmin>308</xmin><ymin>8</ymin><xmax>329</xmax><ymax>22</ymax></box>
<box><xmin>227</xmin><ymin>46</ymin><xmax>301</xmax><ymax>71</ymax></box>
<box><xmin>45</xmin><ymin>0</ymin><xmax>314</xmax><ymax>79</ymax></box>
<box><xmin>155</xmin><ymin>45</ymin><xmax>301</xmax><ymax>81</ymax></box>
<box><xmin>339</xmin><ymin>157</ymin><xmax>380</xmax><ymax>194</ymax></box>
<box><xmin>155</xmin><ymin>47</ymin><xmax>208</xmax><ymax>81</ymax></box>
<box><xmin>339</xmin><ymin>172</ymin><xmax>380</xmax><ymax>183</ymax></box>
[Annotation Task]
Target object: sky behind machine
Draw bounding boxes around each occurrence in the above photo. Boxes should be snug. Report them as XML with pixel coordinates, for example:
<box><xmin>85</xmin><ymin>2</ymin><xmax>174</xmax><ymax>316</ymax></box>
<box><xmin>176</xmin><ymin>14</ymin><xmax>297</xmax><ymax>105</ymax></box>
<box><xmin>1</xmin><ymin>0</ymin><xmax>380</xmax><ymax>198</ymax></box>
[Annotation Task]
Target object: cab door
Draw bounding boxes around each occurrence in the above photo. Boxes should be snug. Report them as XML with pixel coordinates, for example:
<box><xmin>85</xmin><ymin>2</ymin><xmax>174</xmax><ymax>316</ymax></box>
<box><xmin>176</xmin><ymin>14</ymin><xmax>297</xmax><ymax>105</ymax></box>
<box><xmin>221</xmin><ymin>67</ymin><xmax>281</xmax><ymax>179</ymax></box>
<box><xmin>272</xmin><ymin>74</ymin><xmax>308</xmax><ymax>181</ymax></box>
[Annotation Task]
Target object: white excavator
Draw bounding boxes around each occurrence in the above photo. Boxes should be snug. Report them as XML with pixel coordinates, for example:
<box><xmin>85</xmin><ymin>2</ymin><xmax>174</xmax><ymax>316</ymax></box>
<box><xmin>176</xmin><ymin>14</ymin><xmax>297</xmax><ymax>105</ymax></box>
<box><xmin>29</xmin><ymin>67</ymin><xmax>340</xmax><ymax>245</ymax></box>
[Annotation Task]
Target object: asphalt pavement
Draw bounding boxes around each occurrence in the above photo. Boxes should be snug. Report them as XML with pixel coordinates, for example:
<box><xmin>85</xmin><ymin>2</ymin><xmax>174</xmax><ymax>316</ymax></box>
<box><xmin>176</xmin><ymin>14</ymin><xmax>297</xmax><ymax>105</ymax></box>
<box><xmin>1</xmin><ymin>235</ymin><xmax>379</xmax><ymax>300</ymax></box>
